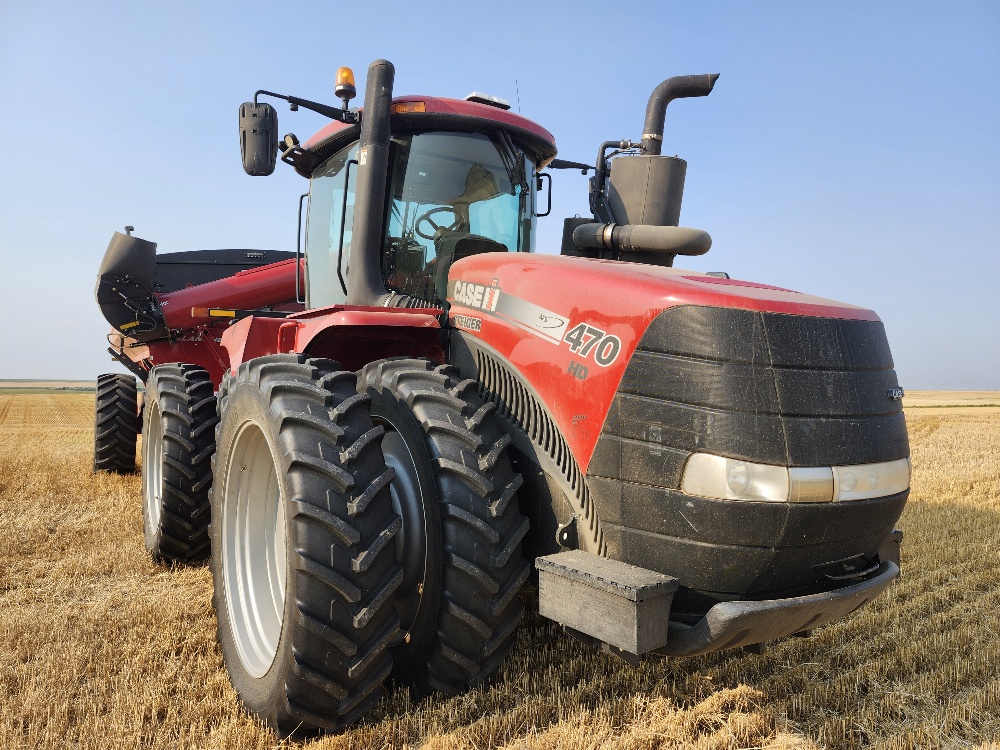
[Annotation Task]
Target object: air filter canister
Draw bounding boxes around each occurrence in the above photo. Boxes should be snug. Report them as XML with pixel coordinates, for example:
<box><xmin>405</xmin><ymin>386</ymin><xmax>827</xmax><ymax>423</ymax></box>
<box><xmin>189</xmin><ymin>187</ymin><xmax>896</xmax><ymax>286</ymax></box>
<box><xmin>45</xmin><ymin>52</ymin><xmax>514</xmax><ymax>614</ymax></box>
<box><xmin>607</xmin><ymin>155</ymin><xmax>686</xmax><ymax>227</ymax></box>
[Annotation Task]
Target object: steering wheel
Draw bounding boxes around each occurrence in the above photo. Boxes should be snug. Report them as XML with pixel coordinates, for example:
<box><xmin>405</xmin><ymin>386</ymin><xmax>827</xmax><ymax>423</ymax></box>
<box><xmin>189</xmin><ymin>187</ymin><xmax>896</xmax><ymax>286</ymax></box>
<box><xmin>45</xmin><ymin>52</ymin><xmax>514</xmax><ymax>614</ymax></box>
<box><xmin>415</xmin><ymin>207</ymin><xmax>462</xmax><ymax>240</ymax></box>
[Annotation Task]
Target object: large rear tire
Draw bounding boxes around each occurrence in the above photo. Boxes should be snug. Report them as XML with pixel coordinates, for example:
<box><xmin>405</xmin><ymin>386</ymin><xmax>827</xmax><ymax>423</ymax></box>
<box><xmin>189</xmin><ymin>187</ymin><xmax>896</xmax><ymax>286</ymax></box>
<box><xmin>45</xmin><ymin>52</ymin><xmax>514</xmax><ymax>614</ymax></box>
<box><xmin>141</xmin><ymin>364</ymin><xmax>217</xmax><ymax>562</ymax></box>
<box><xmin>210</xmin><ymin>355</ymin><xmax>402</xmax><ymax>736</ymax></box>
<box><xmin>93</xmin><ymin>373</ymin><xmax>138</xmax><ymax>474</ymax></box>
<box><xmin>358</xmin><ymin>358</ymin><xmax>529</xmax><ymax>698</ymax></box>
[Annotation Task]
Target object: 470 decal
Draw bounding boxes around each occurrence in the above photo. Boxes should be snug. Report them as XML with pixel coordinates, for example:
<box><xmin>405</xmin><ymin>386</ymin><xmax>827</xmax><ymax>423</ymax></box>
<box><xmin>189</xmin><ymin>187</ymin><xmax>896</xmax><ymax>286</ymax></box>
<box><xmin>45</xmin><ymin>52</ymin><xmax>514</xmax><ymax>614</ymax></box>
<box><xmin>563</xmin><ymin>323</ymin><xmax>621</xmax><ymax>366</ymax></box>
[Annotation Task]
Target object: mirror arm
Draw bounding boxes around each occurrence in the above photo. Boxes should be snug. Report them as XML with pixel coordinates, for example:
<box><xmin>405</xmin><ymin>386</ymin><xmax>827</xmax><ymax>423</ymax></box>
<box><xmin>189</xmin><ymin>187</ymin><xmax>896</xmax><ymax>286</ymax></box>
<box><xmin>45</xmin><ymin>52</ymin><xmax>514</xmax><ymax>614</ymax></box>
<box><xmin>254</xmin><ymin>90</ymin><xmax>359</xmax><ymax>123</ymax></box>
<box><xmin>549</xmin><ymin>158</ymin><xmax>594</xmax><ymax>174</ymax></box>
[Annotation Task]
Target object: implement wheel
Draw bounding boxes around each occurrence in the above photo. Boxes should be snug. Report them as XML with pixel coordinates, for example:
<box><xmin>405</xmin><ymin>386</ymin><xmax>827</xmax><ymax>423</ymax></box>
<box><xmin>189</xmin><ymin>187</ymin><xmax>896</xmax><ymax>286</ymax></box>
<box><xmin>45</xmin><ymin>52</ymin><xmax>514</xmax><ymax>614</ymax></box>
<box><xmin>358</xmin><ymin>358</ymin><xmax>529</xmax><ymax>698</ymax></box>
<box><xmin>93</xmin><ymin>373</ymin><xmax>138</xmax><ymax>474</ymax></box>
<box><xmin>142</xmin><ymin>364</ymin><xmax>217</xmax><ymax>562</ymax></box>
<box><xmin>210</xmin><ymin>355</ymin><xmax>402</xmax><ymax>736</ymax></box>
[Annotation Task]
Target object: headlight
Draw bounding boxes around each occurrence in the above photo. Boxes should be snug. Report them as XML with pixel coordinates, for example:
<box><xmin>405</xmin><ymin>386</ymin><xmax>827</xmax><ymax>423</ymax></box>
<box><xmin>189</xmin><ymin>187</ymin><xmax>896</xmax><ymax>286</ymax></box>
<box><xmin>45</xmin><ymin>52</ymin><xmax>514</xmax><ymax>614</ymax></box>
<box><xmin>681</xmin><ymin>454</ymin><xmax>910</xmax><ymax>503</ymax></box>
<box><xmin>833</xmin><ymin>459</ymin><xmax>911</xmax><ymax>501</ymax></box>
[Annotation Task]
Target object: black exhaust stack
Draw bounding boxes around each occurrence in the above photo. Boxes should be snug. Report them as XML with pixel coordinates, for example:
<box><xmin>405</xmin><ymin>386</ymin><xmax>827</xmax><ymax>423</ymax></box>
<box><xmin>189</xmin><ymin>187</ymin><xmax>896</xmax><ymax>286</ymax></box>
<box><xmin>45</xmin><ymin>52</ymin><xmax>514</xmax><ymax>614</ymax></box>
<box><xmin>609</xmin><ymin>73</ymin><xmax>719</xmax><ymax>228</ymax></box>
<box><xmin>346</xmin><ymin>59</ymin><xmax>395</xmax><ymax>306</ymax></box>
<box><xmin>640</xmin><ymin>73</ymin><xmax>719</xmax><ymax>156</ymax></box>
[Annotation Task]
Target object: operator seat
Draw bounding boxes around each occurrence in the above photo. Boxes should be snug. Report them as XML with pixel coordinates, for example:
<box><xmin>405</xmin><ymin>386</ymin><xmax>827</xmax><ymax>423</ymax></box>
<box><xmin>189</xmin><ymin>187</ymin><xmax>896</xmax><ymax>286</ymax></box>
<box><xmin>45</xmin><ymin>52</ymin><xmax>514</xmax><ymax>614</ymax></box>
<box><xmin>433</xmin><ymin>234</ymin><xmax>507</xmax><ymax>305</ymax></box>
<box><xmin>430</xmin><ymin>163</ymin><xmax>510</xmax><ymax>303</ymax></box>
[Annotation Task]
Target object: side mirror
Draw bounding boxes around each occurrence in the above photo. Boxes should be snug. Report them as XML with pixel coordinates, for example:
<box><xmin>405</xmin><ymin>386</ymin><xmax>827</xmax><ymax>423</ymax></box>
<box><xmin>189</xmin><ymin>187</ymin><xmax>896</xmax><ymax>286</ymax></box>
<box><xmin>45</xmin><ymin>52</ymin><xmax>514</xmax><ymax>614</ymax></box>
<box><xmin>239</xmin><ymin>102</ymin><xmax>278</xmax><ymax>176</ymax></box>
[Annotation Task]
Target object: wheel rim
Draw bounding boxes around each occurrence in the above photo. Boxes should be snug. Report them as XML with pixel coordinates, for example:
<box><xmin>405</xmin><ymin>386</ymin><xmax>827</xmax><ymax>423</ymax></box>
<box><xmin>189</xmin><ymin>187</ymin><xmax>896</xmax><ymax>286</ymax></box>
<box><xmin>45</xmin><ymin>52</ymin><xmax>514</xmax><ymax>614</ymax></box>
<box><xmin>143</xmin><ymin>401</ymin><xmax>164</xmax><ymax>530</ymax></box>
<box><xmin>222</xmin><ymin>421</ymin><xmax>287</xmax><ymax>678</ymax></box>
<box><xmin>379</xmin><ymin>427</ymin><xmax>427</xmax><ymax>634</ymax></box>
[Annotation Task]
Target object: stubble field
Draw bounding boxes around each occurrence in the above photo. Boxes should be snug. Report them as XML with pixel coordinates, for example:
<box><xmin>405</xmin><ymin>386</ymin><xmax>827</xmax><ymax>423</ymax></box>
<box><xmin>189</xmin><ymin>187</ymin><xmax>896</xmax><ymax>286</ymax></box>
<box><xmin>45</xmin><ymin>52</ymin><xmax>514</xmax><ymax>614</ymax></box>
<box><xmin>0</xmin><ymin>391</ymin><xmax>997</xmax><ymax>749</ymax></box>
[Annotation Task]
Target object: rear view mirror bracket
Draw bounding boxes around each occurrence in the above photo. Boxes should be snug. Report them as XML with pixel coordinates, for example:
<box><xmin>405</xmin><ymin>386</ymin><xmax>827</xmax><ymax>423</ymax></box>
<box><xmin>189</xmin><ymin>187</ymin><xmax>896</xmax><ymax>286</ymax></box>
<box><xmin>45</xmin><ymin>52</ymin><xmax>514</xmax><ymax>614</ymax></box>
<box><xmin>241</xmin><ymin>90</ymin><xmax>360</xmax><ymax>177</ymax></box>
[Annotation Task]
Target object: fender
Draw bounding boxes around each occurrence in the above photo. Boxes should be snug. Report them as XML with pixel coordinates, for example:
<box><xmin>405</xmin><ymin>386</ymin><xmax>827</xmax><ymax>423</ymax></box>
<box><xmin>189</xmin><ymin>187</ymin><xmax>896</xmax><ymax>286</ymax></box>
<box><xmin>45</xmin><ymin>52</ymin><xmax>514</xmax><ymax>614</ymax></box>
<box><xmin>220</xmin><ymin>305</ymin><xmax>443</xmax><ymax>374</ymax></box>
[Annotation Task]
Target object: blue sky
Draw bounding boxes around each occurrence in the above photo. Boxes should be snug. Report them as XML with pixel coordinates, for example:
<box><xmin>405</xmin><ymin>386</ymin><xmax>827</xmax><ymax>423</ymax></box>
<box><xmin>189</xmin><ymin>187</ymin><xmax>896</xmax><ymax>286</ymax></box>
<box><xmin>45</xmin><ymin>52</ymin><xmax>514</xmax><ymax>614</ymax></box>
<box><xmin>0</xmin><ymin>1</ymin><xmax>997</xmax><ymax>388</ymax></box>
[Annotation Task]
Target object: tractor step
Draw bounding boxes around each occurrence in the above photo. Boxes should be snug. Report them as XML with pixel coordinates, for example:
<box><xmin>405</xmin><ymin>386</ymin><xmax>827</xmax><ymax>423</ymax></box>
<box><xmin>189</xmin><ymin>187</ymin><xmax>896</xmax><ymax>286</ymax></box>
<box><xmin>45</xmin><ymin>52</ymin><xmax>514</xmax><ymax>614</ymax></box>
<box><xmin>535</xmin><ymin>550</ymin><xmax>679</xmax><ymax>655</ymax></box>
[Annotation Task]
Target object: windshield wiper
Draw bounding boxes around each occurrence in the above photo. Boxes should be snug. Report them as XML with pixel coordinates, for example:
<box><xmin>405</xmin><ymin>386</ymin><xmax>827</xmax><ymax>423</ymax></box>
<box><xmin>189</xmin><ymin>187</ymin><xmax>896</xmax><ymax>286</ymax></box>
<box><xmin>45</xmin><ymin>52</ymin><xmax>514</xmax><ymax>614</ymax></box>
<box><xmin>492</xmin><ymin>132</ymin><xmax>526</xmax><ymax>194</ymax></box>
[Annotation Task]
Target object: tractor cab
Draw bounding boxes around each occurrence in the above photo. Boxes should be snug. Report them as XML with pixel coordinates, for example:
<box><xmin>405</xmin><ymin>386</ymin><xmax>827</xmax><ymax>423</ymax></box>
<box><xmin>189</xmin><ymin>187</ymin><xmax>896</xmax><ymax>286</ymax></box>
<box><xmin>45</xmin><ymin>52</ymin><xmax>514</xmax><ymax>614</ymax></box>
<box><xmin>239</xmin><ymin>73</ymin><xmax>556</xmax><ymax>311</ymax></box>
<box><xmin>306</xmin><ymin>127</ymin><xmax>539</xmax><ymax>309</ymax></box>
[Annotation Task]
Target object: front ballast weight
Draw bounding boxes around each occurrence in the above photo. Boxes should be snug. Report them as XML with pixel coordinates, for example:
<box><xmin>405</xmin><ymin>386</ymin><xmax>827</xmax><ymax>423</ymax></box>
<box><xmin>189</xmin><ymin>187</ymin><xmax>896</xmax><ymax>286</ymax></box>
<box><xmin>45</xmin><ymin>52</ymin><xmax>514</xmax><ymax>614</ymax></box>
<box><xmin>537</xmin><ymin>550</ymin><xmax>678</xmax><ymax>657</ymax></box>
<box><xmin>536</xmin><ymin>549</ymin><xmax>900</xmax><ymax>661</ymax></box>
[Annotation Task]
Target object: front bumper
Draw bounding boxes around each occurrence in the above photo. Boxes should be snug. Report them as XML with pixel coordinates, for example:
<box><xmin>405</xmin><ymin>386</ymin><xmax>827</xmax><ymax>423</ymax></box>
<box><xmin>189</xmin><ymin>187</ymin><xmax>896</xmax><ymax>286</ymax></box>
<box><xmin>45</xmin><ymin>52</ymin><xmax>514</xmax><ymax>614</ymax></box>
<box><xmin>536</xmin><ymin>542</ymin><xmax>900</xmax><ymax>658</ymax></box>
<box><xmin>655</xmin><ymin>560</ymin><xmax>899</xmax><ymax>657</ymax></box>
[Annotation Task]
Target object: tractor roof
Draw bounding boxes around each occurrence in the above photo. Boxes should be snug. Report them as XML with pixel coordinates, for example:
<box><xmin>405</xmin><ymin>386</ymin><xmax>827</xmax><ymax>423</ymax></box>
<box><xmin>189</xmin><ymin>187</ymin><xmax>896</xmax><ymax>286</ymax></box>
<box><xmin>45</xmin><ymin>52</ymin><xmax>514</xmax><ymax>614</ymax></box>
<box><xmin>300</xmin><ymin>95</ymin><xmax>557</xmax><ymax>173</ymax></box>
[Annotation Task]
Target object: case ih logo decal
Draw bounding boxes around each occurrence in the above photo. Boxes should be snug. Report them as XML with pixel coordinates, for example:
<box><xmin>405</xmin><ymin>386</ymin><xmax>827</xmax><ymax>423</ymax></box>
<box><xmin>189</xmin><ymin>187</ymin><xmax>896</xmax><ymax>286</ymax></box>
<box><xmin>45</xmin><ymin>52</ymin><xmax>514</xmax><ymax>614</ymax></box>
<box><xmin>451</xmin><ymin>280</ymin><xmax>501</xmax><ymax>311</ymax></box>
<box><xmin>448</xmin><ymin>279</ymin><xmax>622</xmax><ymax>366</ymax></box>
<box><xmin>449</xmin><ymin>279</ymin><xmax>568</xmax><ymax>344</ymax></box>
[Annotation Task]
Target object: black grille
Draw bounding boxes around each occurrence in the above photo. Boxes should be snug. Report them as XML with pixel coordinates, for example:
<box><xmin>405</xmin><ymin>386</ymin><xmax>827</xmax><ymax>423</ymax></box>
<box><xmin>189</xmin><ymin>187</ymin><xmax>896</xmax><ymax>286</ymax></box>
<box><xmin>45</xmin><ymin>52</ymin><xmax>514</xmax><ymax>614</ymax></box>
<box><xmin>585</xmin><ymin>305</ymin><xmax>909</xmax><ymax>597</ymax></box>
<box><xmin>475</xmin><ymin>348</ymin><xmax>604</xmax><ymax>552</ymax></box>
<box><xmin>591</xmin><ymin>305</ymin><xmax>909</xmax><ymax>482</ymax></box>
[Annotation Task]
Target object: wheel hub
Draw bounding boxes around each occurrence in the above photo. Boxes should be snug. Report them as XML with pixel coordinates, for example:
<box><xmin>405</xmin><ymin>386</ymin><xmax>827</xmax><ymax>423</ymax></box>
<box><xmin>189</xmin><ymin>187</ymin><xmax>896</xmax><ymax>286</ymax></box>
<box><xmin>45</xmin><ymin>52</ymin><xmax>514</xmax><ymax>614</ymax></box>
<box><xmin>380</xmin><ymin>429</ymin><xmax>427</xmax><ymax>633</ymax></box>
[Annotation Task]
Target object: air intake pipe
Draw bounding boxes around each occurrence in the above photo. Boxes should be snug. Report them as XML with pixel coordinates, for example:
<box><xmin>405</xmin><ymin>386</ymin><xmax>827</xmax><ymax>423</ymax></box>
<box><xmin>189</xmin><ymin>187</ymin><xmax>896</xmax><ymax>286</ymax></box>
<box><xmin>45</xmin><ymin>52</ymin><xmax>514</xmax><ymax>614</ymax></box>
<box><xmin>572</xmin><ymin>222</ymin><xmax>712</xmax><ymax>259</ymax></box>
<box><xmin>346</xmin><ymin>59</ymin><xmax>395</xmax><ymax>306</ymax></box>
<box><xmin>641</xmin><ymin>73</ymin><xmax>719</xmax><ymax>155</ymax></box>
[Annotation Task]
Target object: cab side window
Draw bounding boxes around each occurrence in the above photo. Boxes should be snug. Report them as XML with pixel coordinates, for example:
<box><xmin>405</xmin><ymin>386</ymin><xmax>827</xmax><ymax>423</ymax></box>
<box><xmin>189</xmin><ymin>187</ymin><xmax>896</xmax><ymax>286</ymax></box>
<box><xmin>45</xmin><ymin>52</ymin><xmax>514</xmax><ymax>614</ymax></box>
<box><xmin>305</xmin><ymin>142</ymin><xmax>359</xmax><ymax>309</ymax></box>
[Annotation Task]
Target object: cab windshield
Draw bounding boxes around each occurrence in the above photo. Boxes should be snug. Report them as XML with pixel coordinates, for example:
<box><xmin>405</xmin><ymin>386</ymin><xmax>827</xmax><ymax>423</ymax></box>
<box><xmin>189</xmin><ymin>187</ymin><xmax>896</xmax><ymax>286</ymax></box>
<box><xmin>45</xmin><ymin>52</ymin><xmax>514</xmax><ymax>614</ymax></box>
<box><xmin>304</xmin><ymin>130</ymin><xmax>535</xmax><ymax>310</ymax></box>
<box><xmin>383</xmin><ymin>131</ymin><xmax>535</xmax><ymax>305</ymax></box>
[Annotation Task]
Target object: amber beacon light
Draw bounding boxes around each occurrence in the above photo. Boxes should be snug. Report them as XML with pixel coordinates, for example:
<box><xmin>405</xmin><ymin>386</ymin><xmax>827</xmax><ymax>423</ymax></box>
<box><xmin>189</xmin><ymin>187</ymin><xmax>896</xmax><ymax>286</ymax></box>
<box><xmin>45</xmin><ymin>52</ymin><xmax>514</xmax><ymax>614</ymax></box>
<box><xmin>335</xmin><ymin>67</ymin><xmax>356</xmax><ymax>108</ymax></box>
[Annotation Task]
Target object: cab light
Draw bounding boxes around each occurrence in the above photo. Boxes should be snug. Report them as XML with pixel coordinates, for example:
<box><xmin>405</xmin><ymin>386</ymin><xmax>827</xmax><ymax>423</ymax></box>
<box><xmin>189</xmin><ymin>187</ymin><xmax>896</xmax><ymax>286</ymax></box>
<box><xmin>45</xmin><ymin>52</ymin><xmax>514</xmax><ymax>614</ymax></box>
<box><xmin>335</xmin><ymin>67</ymin><xmax>356</xmax><ymax>108</ymax></box>
<box><xmin>391</xmin><ymin>101</ymin><xmax>426</xmax><ymax>114</ymax></box>
<box><xmin>336</xmin><ymin>67</ymin><xmax>355</xmax><ymax>88</ymax></box>
<box><xmin>680</xmin><ymin>454</ymin><xmax>910</xmax><ymax>503</ymax></box>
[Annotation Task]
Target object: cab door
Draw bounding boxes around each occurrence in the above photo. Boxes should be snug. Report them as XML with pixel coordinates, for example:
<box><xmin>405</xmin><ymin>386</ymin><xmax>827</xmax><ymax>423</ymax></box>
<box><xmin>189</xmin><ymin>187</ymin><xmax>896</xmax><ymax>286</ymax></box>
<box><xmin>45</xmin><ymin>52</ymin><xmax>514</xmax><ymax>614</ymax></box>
<box><xmin>304</xmin><ymin>142</ymin><xmax>359</xmax><ymax>309</ymax></box>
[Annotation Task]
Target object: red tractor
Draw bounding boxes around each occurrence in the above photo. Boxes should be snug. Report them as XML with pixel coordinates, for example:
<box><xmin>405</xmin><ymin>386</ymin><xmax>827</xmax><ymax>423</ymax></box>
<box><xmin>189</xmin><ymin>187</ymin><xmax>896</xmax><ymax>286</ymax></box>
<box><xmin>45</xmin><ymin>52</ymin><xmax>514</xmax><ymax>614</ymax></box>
<box><xmin>94</xmin><ymin>60</ymin><xmax>909</xmax><ymax>735</ymax></box>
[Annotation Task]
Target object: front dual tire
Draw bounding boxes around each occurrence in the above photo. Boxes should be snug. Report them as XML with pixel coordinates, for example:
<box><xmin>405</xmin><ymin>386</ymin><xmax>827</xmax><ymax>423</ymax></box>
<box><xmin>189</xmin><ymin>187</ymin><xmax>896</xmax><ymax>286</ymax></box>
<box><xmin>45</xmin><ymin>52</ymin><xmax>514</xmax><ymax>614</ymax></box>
<box><xmin>360</xmin><ymin>358</ymin><xmax>530</xmax><ymax>698</ymax></box>
<box><xmin>209</xmin><ymin>355</ymin><xmax>402</xmax><ymax>735</ymax></box>
<box><xmin>209</xmin><ymin>355</ymin><xmax>529</xmax><ymax>735</ymax></box>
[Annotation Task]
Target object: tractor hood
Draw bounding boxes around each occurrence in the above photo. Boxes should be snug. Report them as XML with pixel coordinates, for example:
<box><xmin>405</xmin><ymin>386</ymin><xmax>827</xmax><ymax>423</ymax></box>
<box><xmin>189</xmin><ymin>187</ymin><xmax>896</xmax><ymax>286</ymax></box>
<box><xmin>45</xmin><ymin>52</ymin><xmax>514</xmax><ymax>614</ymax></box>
<box><xmin>447</xmin><ymin>252</ymin><xmax>908</xmax><ymax>602</ymax></box>
<box><xmin>446</xmin><ymin>252</ymin><xmax>887</xmax><ymax>472</ymax></box>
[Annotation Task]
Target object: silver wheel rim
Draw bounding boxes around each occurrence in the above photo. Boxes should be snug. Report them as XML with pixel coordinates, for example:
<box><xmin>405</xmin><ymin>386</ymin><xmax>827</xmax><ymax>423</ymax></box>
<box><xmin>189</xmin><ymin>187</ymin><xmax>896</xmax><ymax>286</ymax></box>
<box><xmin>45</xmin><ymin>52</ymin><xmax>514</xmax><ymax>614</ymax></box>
<box><xmin>143</xmin><ymin>401</ymin><xmax>164</xmax><ymax>530</ymax></box>
<box><xmin>222</xmin><ymin>421</ymin><xmax>287</xmax><ymax>678</ymax></box>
